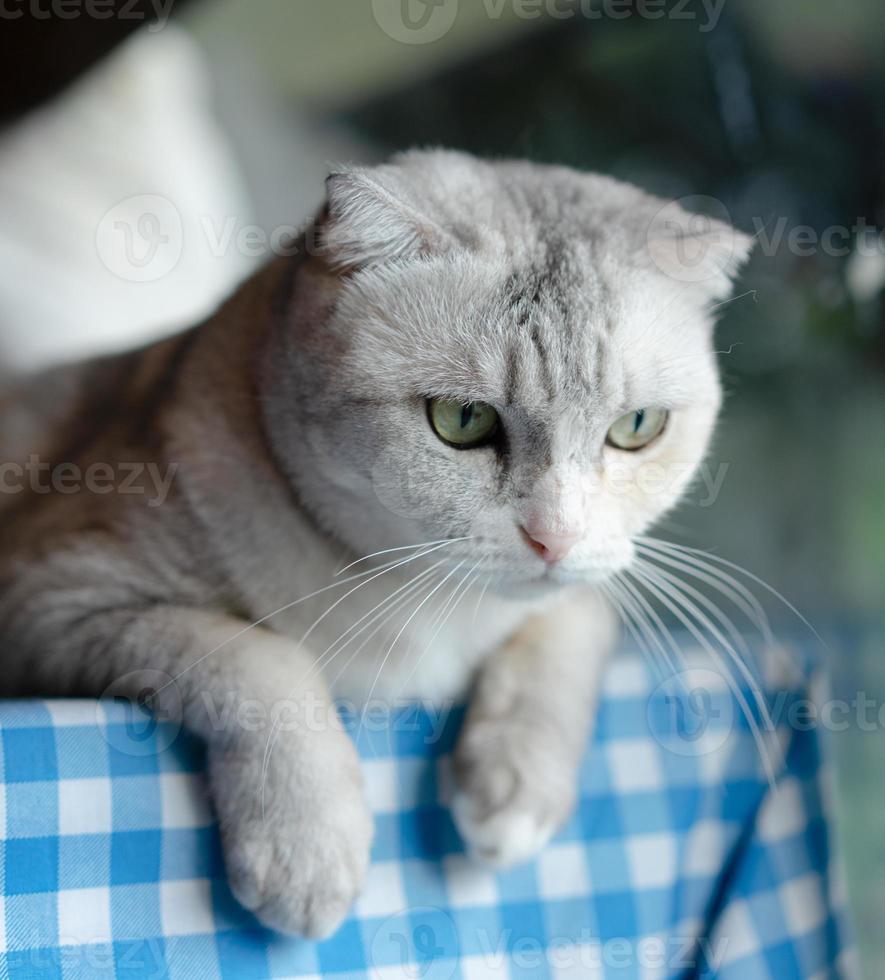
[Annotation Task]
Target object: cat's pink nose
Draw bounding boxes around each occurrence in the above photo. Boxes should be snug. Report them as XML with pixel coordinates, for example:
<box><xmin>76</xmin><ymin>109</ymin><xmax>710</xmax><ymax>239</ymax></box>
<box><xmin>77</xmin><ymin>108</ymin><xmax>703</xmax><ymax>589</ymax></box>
<box><xmin>521</xmin><ymin>527</ymin><xmax>581</xmax><ymax>564</ymax></box>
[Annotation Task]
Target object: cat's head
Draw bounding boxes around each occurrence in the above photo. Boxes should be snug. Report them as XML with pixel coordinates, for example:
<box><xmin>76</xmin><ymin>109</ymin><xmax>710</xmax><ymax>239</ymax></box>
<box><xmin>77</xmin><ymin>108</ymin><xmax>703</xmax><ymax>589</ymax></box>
<box><xmin>263</xmin><ymin>150</ymin><xmax>752</xmax><ymax>594</ymax></box>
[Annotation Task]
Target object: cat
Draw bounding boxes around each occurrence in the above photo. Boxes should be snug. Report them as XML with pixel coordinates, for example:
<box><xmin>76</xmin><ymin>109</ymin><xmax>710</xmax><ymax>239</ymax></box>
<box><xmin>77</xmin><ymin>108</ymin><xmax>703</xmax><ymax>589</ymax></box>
<box><xmin>0</xmin><ymin>149</ymin><xmax>751</xmax><ymax>938</ymax></box>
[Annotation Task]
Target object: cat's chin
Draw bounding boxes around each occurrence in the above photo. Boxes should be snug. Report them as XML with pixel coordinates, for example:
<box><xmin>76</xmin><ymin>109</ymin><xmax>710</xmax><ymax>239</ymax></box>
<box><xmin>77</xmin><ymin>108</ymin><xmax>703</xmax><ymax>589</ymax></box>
<box><xmin>491</xmin><ymin>570</ymin><xmax>593</xmax><ymax>602</ymax></box>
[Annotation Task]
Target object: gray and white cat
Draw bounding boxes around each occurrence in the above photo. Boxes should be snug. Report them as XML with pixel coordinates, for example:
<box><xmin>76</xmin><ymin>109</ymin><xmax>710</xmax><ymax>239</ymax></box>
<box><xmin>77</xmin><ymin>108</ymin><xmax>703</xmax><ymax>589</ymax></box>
<box><xmin>0</xmin><ymin>150</ymin><xmax>751</xmax><ymax>937</ymax></box>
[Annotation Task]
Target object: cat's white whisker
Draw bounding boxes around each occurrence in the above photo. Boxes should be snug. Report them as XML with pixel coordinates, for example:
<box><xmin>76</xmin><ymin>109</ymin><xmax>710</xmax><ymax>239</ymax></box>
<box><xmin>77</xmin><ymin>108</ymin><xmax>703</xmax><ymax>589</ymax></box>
<box><xmin>423</xmin><ymin>557</ymin><xmax>483</xmax><ymax>645</ymax></box>
<box><xmin>300</xmin><ymin>563</ymin><xmax>446</xmax><ymax>689</ymax></box>
<box><xmin>635</xmin><ymin>556</ymin><xmax>755</xmax><ymax>666</ymax></box>
<box><xmin>154</xmin><ymin>553</ymin><xmax>418</xmax><ymax>694</ymax></box>
<box><xmin>356</xmin><ymin>558</ymin><xmax>470</xmax><ymax>735</ymax></box>
<box><xmin>637</xmin><ymin>536</ymin><xmax>821</xmax><ymax>646</ymax></box>
<box><xmin>334</xmin><ymin>537</ymin><xmax>472</xmax><ymax>577</ymax></box>
<box><xmin>259</xmin><ymin>562</ymin><xmax>447</xmax><ymax>820</ymax></box>
<box><xmin>600</xmin><ymin>580</ymin><xmax>668</xmax><ymax>681</ymax></box>
<box><xmin>607</xmin><ymin>575</ymin><xmax>682</xmax><ymax>679</ymax></box>
<box><xmin>636</xmin><ymin>538</ymin><xmax>774</xmax><ymax>645</ymax></box>
<box><xmin>471</xmin><ymin>572</ymin><xmax>493</xmax><ymax>627</ymax></box>
<box><xmin>395</xmin><ymin>558</ymin><xmax>487</xmax><ymax>700</ymax></box>
<box><xmin>292</xmin><ymin>537</ymin><xmax>466</xmax><ymax>657</ymax></box>
<box><xmin>628</xmin><ymin>564</ymin><xmax>781</xmax><ymax>787</ymax></box>
<box><xmin>327</xmin><ymin>569</ymin><xmax>446</xmax><ymax>694</ymax></box>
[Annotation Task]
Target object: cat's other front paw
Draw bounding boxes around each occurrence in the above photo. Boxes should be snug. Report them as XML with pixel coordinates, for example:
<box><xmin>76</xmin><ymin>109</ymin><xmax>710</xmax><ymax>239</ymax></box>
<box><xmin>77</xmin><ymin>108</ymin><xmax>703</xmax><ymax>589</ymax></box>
<box><xmin>223</xmin><ymin>811</ymin><xmax>371</xmax><ymax>938</ymax></box>
<box><xmin>451</xmin><ymin>717</ymin><xmax>577</xmax><ymax>869</ymax></box>
<box><xmin>210</xmin><ymin>743</ymin><xmax>373</xmax><ymax>938</ymax></box>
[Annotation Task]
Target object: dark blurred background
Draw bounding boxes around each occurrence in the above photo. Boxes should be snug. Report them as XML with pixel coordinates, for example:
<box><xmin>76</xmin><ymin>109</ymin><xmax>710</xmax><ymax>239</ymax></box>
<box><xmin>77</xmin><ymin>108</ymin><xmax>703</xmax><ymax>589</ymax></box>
<box><xmin>1</xmin><ymin>0</ymin><xmax>882</xmax><ymax>970</ymax></box>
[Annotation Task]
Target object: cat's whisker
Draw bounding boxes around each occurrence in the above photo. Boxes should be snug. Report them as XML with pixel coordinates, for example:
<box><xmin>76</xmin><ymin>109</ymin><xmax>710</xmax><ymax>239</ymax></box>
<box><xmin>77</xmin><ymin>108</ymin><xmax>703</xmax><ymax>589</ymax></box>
<box><xmin>300</xmin><ymin>563</ymin><xmax>446</xmax><ymax>685</ymax></box>
<box><xmin>600</xmin><ymin>579</ymin><xmax>672</xmax><ymax>683</ymax></box>
<box><xmin>156</xmin><ymin>553</ymin><xmax>413</xmax><ymax>693</ymax></box>
<box><xmin>294</xmin><ymin>538</ymin><xmax>467</xmax><ymax>656</ymax></box>
<box><xmin>356</xmin><ymin>558</ymin><xmax>470</xmax><ymax>736</ymax></box>
<box><xmin>628</xmin><ymin>564</ymin><xmax>781</xmax><ymax>787</ymax></box>
<box><xmin>636</xmin><ymin>535</ymin><xmax>821</xmax><ymax>646</ymax></box>
<box><xmin>636</xmin><ymin>538</ymin><xmax>774</xmax><ymax>644</ymax></box>
<box><xmin>635</xmin><ymin>556</ymin><xmax>755</xmax><ymax>667</ymax></box>
<box><xmin>159</xmin><ymin>539</ymin><xmax>463</xmax><ymax>694</ymax></box>
<box><xmin>472</xmin><ymin>572</ymin><xmax>493</xmax><ymax>627</ymax></box>
<box><xmin>259</xmin><ymin>563</ymin><xmax>447</xmax><ymax>820</ymax></box>
<box><xmin>395</xmin><ymin>558</ymin><xmax>487</xmax><ymax>700</ymax></box>
<box><xmin>327</xmin><ymin>569</ymin><xmax>446</xmax><ymax>694</ymax></box>
<box><xmin>334</xmin><ymin>537</ymin><xmax>472</xmax><ymax>577</ymax></box>
<box><xmin>423</xmin><ymin>557</ymin><xmax>484</xmax><ymax>646</ymax></box>
<box><xmin>607</xmin><ymin>574</ymin><xmax>683</xmax><ymax>679</ymax></box>
<box><xmin>660</xmin><ymin>290</ymin><xmax>758</xmax><ymax>346</ymax></box>
<box><xmin>630</xmin><ymin>562</ymin><xmax>768</xmax><ymax>719</ymax></box>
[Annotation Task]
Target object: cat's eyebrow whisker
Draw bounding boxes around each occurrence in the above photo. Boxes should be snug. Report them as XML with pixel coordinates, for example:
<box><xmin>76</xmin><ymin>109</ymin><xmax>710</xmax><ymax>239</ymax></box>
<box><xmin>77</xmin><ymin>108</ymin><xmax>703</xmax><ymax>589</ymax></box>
<box><xmin>627</xmin><ymin>564</ymin><xmax>781</xmax><ymax>788</ymax></box>
<box><xmin>334</xmin><ymin>537</ymin><xmax>472</xmax><ymax>577</ymax></box>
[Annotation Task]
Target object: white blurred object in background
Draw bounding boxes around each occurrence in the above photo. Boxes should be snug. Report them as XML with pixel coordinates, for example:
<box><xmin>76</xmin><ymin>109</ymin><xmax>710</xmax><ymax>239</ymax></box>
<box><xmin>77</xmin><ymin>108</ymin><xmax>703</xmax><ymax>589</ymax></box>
<box><xmin>0</xmin><ymin>24</ymin><xmax>255</xmax><ymax>372</ymax></box>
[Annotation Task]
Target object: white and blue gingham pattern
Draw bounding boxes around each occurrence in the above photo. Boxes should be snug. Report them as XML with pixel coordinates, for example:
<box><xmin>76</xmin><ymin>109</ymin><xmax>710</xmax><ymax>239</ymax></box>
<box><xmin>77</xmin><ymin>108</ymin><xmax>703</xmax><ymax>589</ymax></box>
<box><xmin>0</xmin><ymin>649</ymin><xmax>855</xmax><ymax>979</ymax></box>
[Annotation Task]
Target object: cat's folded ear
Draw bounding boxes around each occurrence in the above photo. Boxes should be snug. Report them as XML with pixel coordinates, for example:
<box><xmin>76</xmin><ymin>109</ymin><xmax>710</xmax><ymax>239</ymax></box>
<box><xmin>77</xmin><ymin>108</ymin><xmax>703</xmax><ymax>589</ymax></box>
<box><xmin>644</xmin><ymin>200</ymin><xmax>754</xmax><ymax>300</ymax></box>
<box><xmin>317</xmin><ymin>167</ymin><xmax>455</xmax><ymax>274</ymax></box>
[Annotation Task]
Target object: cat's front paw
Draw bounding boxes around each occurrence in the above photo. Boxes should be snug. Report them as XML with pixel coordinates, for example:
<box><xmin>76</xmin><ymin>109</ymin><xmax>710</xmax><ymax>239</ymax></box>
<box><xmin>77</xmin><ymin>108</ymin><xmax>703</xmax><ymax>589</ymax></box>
<box><xmin>223</xmin><ymin>809</ymin><xmax>371</xmax><ymax>938</ymax></box>
<box><xmin>451</xmin><ymin>717</ymin><xmax>576</xmax><ymax>868</ymax></box>
<box><xmin>210</xmin><ymin>743</ymin><xmax>373</xmax><ymax>938</ymax></box>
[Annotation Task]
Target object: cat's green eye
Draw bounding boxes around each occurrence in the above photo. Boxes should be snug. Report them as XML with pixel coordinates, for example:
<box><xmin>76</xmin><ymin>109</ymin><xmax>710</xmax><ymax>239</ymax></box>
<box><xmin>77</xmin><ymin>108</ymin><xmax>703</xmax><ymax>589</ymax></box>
<box><xmin>606</xmin><ymin>408</ymin><xmax>669</xmax><ymax>451</ymax></box>
<box><xmin>428</xmin><ymin>398</ymin><xmax>500</xmax><ymax>449</ymax></box>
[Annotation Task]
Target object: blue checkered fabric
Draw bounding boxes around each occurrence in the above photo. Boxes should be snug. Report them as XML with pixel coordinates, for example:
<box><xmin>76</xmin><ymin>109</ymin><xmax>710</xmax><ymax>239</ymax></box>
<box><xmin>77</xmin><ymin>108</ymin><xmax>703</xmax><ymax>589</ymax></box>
<box><xmin>0</xmin><ymin>651</ymin><xmax>855</xmax><ymax>979</ymax></box>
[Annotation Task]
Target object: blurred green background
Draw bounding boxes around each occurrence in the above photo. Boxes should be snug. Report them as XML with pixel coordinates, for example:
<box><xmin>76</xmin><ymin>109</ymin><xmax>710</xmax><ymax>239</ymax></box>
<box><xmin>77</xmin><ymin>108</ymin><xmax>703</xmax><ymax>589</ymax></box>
<box><xmin>178</xmin><ymin>0</ymin><xmax>884</xmax><ymax>970</ymax></box>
